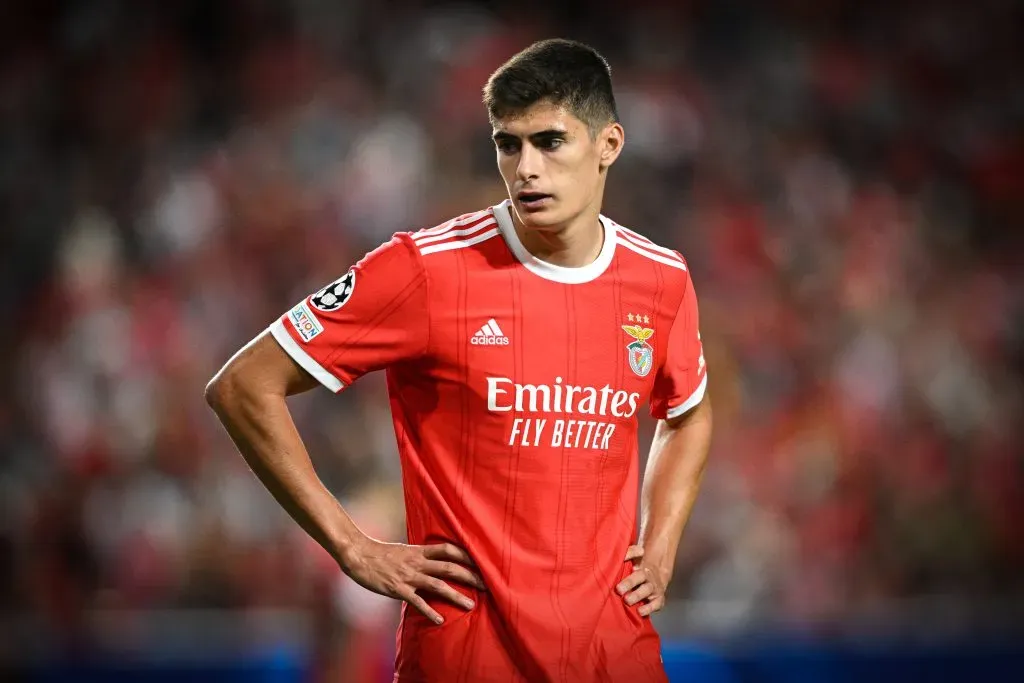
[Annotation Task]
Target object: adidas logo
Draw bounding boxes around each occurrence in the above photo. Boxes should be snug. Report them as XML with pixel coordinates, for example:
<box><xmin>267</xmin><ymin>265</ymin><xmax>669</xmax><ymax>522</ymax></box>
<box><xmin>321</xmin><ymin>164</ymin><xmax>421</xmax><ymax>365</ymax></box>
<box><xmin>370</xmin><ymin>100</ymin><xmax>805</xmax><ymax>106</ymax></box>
<box><xmin>471</xmin><ymin>318</ymin><xmax>510</xmax><ymax>346</ymax></box>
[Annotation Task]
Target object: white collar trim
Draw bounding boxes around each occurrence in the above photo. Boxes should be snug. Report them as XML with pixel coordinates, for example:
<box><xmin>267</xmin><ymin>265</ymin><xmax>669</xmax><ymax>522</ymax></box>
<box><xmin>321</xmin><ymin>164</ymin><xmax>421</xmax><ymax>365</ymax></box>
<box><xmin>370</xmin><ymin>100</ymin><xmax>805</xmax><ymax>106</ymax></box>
<box><xmin>492</xmin><ymin>199</ymin><xmax>616</xmax><ymax>284</ymax></box>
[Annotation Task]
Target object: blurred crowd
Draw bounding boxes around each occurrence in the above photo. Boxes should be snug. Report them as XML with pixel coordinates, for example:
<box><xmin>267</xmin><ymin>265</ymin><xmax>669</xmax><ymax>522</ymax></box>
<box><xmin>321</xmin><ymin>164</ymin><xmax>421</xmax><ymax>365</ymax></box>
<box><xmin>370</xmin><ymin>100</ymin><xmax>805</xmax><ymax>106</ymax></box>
<box><xmin>1</xmin><ymin>0</ymin><xmax>1023</xmax><ymax>676</ymax></box>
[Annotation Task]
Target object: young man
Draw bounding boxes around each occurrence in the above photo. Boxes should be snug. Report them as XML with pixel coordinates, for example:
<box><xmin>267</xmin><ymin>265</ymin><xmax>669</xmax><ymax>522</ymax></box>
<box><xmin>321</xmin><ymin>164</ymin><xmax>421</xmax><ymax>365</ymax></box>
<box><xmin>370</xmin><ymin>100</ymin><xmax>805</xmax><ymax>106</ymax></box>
<box><xmin>206</xmin><ymin>39</ymin><xmax>712</xmax><ymax>683</ymax></box>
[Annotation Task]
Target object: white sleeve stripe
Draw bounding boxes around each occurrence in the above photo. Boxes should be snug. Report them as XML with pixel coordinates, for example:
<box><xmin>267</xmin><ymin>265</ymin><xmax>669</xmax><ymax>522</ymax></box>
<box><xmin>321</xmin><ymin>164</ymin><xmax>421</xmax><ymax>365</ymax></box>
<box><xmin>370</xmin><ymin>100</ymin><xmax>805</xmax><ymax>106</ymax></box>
<box><xmin>617</xmin><ymin>238</ymin><xmax>688</xmax><ymax>271</ymax></box>
<box><xmin>419</xmin><ymin>228</ymin><xmax>501</xmax><ymax>255</ymax></box>
<box><xmin>666</xmin><ymin>372</ymin><xmax>708</xmax><ymax>419</ymax></box>
<box><xmin>415</xmin><ymin>209</ymin><xmax>490</xmax><ymax>237</ymax></box>
<box><xmin>269</xmin><ymin>319</ymin><xmax>345</xmax><ymax>393</ymax></box>
<box><xmin>617</xmin><ymin>228</ymin><xmax>686</xmax><ymax>263</ymax></box>
<box><xmin>412</xmin><ymin>217</ymin><xmax>496</xmax><ymax>246</ymax></box>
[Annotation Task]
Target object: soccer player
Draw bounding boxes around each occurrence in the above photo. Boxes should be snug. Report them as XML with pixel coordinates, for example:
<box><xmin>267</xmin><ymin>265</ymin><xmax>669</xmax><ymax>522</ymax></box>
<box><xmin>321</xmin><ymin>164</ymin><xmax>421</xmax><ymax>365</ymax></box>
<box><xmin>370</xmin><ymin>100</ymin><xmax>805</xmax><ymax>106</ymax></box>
<box><xmin>206</xmin><ymin>39</ymin><xmax>712</xmax><ymax>683</ymax></box>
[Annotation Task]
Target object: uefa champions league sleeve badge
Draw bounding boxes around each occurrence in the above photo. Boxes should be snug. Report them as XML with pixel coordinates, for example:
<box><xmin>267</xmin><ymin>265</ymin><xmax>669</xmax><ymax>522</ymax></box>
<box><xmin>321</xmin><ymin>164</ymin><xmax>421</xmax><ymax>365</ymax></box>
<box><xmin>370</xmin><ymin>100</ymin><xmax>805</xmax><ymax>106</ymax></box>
<box><xmin>311</xmin><ymin>270</ymin><xmax>356</xmax><ymax>312</ymax></box>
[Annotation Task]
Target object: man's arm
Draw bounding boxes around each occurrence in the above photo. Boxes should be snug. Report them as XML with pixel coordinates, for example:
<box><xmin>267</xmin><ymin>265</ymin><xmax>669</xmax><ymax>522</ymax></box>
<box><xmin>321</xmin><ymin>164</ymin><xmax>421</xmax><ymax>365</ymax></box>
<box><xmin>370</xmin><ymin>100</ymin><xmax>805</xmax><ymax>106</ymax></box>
<box><xmin>205</xmin><ymin>331</ymin><xmax>484</xmax><ymax>624</ymax></box>
<box><xmin>617</xmin><ymin>396</ymin><xmax>713</xmax><ymax>616</ymax></box>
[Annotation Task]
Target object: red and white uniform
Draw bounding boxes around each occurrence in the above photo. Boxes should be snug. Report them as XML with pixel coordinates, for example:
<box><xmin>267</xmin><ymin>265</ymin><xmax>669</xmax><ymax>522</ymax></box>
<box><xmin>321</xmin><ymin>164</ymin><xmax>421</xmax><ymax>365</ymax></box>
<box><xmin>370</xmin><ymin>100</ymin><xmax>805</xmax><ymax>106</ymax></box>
<box><xmin>270</xmin><ymin>200</ymin><xmax>707</xmax><ymax>683</ymax></box>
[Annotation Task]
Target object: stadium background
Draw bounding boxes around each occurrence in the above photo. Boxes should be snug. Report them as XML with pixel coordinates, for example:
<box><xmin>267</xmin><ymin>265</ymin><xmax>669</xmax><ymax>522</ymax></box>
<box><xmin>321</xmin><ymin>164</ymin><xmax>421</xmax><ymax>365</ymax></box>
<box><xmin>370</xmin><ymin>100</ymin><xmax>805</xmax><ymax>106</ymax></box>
<box><xmin>1</xmin><ymin>0</ymin><xmax>1022</xmax><ymax>681</ymax></box>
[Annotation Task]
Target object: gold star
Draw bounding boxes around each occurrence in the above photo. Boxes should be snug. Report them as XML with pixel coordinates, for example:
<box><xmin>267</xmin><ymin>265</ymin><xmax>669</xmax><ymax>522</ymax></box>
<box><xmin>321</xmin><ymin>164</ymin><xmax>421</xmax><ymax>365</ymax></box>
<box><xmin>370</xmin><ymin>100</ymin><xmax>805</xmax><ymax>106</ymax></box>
<box><xmin>627</xmin><ymin>313</ymin><xmax>634</xmax><ymax>322</ymax></box>
<box><xmin>644</xmin><ymin>315</ymin><xmax>650</xmax><ymax>325</ymax></box>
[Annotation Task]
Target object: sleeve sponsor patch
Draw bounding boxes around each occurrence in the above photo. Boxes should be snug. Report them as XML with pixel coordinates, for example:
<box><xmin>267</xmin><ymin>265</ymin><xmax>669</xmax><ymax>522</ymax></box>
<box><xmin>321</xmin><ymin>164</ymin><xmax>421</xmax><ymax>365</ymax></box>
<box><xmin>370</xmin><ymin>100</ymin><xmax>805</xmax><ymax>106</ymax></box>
<box><xmin>310</xmin><ymin>270</ymin><xmax>356</xmax><ymax>312</ymax></box>
<box><xmin>288</xmin><ymin>301</ymin><xmax>324</xmax><ymax>342</ymax></box>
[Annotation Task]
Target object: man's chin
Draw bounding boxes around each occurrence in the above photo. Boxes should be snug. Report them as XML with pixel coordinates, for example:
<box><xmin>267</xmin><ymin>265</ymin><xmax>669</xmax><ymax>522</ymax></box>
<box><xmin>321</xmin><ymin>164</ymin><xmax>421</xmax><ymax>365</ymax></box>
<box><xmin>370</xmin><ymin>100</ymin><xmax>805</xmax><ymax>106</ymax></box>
<box><xmin>514</xmin><ymin>205</ymin><xmax>561</xmax><ymax>230</ymax></box>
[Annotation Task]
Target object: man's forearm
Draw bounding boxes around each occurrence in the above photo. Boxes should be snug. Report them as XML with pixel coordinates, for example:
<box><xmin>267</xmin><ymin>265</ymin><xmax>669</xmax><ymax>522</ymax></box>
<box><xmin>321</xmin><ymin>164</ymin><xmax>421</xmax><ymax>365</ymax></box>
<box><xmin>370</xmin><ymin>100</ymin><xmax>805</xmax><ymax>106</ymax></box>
<box><xmin>206</xmin><ymin>377</ymin><xmax>364</xmax><ymax>565</ymax></box>
<box><xmin>637</xmin><ymin>398</ymin><xmax>713</xmax><ymax>579</ymax></box>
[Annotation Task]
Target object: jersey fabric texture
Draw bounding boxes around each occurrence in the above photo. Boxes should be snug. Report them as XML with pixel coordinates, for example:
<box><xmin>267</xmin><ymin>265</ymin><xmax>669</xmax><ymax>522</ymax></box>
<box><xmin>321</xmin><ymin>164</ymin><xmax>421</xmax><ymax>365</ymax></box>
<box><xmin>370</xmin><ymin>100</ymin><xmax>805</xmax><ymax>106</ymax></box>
<box><xmin>270</xmin><ymin>200</ymin><xmax>707</xmax><ymax>683</ymax></box>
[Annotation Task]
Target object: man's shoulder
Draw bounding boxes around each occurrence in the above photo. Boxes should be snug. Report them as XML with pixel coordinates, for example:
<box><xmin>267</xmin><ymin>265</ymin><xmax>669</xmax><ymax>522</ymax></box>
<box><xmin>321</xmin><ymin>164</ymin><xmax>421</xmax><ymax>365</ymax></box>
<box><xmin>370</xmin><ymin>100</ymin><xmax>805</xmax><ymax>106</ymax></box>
<box><xmin>606</xmin><ymin>216</ymin><xmax>691</xmax><ymax>280</ymax></box>
<box><xmin>404</xmin><ymin>207</ymin><xmax>503</xmax><ymax>258</ymax></box>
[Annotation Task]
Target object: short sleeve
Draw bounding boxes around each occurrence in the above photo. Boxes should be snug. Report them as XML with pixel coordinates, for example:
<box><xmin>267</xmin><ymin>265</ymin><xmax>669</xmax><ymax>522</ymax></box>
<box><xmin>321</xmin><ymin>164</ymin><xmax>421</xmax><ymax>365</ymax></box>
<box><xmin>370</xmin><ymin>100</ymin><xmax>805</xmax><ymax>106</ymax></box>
<box><xmin>649</xmin><ymin>274</ymin><xmax>707</xmax><ymax>419</ymax></box>
<box><xmin>269</xmin><ymin>233</ymin><xmax>429</xmax><ymax>392</ymax></box>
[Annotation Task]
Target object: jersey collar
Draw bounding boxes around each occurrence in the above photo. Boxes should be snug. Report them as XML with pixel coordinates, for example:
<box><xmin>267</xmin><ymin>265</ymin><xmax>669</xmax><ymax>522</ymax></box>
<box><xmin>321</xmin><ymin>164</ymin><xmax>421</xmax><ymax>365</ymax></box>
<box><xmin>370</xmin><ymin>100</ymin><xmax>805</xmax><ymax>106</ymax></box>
<box><xmin>492</xmin><ymin>199</ymin><xmax>616</xmax><ymax>284</ymax></box>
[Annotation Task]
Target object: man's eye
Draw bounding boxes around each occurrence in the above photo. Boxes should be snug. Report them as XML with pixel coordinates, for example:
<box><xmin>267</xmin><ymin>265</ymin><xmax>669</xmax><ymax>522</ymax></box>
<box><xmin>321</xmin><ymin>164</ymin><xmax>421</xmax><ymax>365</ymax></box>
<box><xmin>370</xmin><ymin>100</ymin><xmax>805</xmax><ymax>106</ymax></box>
<box><xmin>541</xmin><ymin>138</ymin><xmax>563</xmax><ymax>150</ymax></box>
<box><xmin>497</xmin><ymin>142</ymin><xmax>519</xmax><ymax>154</ymax></box>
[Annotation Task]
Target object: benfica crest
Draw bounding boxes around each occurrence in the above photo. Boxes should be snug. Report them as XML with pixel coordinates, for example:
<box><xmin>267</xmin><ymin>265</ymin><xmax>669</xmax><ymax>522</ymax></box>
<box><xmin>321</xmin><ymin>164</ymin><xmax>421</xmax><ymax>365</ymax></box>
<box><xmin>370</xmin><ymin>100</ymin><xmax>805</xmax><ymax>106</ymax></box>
<box><xmin>621</xmin><ymin>324</ymin><xmax>655</xmax><ymax>377</ymax></box>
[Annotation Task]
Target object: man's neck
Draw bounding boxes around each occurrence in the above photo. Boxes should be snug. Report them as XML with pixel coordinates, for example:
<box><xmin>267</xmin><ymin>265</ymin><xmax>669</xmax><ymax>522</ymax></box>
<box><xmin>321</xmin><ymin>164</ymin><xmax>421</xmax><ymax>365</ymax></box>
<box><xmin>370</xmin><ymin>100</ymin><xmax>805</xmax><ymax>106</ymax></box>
<box><xmin>513</xmin><ymin>206</ymin><xmax>605</xmax><ymax>268</ymax></box>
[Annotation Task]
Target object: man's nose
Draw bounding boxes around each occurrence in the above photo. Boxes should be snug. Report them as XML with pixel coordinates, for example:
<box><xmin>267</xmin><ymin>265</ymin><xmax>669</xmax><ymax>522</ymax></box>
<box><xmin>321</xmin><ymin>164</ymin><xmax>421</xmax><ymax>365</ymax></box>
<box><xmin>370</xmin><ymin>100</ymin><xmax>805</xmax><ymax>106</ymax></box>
<box><xmin>516</xmin><ymin>144</ymin><xmax>541</xmax><ymax>182</ymax></box>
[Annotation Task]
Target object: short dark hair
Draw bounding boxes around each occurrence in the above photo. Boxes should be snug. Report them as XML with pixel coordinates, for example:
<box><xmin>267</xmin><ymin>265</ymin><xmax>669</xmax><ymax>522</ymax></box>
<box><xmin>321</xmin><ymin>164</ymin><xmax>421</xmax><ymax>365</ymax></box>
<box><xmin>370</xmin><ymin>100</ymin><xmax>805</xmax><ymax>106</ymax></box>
<box><xmin>483</xmin><ymin>39</ymin><xmax>619</xmax><ymax>134</ymax></box>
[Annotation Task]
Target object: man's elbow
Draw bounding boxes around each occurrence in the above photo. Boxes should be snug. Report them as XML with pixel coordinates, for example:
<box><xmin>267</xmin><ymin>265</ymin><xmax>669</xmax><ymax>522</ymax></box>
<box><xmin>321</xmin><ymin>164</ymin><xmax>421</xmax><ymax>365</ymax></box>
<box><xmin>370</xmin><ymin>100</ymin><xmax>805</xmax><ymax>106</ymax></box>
<box><xmin>204</xmin><ymin>371</ymin><xmax>229</xmax><ymax>412</ymax></box>
<box><xmin>205</xmin><ymin>332</ymin><xmax>308</xmax><ymax>412</ymax></box>
<box><xmin>205</xmin><ymin>363</ymin><xmax>244</xmax><ymax>413</ymax></box>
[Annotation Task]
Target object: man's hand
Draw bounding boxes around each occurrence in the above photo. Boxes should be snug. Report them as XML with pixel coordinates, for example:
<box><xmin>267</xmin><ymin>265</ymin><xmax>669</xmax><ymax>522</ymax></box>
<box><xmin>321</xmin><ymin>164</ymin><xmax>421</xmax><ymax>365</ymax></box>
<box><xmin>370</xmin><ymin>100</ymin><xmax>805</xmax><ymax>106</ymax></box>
<box><xmin>341</xmin><ymin>538</ymin><xmax>487</xmax><ymax>624</ymax></box>
<box><xmin>615</xmin><ymin>545</ymin><xmax>669</xmax><ymax>617</ymax></box>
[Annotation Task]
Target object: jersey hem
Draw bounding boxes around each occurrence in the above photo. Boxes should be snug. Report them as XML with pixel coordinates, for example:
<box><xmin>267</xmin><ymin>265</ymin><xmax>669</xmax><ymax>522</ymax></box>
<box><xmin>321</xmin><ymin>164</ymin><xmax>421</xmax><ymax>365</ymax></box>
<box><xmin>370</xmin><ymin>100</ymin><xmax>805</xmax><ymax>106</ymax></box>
<box><xmin>268</xmin><ymin>319</ymin><xmax>345</xmax><ymax>393</ymax></box>
<box><xmin>666</xmin><ymin>372</ymin><xmax>707</xmax><ymax>419</ymax></box>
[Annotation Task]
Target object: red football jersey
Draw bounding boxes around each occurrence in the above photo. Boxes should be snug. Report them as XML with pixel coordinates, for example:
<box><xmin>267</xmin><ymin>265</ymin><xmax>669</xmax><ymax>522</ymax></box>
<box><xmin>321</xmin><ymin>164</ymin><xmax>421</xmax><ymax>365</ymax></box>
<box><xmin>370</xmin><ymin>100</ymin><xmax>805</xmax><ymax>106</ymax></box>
<box><xmin>270</xmin><ymin>200</ymin><xmax>707</xmax><ymax>683</ymax></box>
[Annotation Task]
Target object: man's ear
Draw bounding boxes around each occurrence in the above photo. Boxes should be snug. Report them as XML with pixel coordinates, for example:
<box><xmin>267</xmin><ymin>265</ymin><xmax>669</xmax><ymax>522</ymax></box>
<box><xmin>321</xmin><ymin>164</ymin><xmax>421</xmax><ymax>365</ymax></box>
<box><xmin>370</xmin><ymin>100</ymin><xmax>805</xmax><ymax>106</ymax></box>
<box><xmin>598</xmin><ymin>122</ymin><xmax>625</xmax><ymax>170</ymax></box>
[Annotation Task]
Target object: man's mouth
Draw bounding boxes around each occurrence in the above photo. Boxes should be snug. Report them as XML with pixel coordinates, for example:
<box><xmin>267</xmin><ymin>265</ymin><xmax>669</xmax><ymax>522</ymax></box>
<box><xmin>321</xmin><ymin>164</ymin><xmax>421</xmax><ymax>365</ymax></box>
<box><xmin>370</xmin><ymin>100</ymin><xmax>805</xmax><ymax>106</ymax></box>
<box><xmin>517</xmin><ymin>192</ymin><xmax>552</xmax><ymax>207</ymax></box>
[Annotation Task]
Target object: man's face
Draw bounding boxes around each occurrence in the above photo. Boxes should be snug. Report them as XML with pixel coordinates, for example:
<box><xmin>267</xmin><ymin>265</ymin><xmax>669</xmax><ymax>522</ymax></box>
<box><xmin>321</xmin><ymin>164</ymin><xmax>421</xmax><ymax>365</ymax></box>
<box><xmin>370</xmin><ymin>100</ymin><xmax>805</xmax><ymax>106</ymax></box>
<box><xmin>492</xmin><ymin>100</ymin><xmax>621</xmax><ymax>231</ymax></box>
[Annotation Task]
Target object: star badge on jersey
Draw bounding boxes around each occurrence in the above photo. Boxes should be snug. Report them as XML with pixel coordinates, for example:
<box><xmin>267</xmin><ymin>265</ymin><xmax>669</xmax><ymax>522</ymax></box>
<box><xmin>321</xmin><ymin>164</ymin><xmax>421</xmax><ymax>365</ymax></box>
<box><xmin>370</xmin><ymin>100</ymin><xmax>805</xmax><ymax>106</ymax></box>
<box><xmin>622</xmin><ymin>322</ymin><xmax>655</xmax><ymax>377</ymax></box>
<box><xmin>311</xmin><ymin>270</ymin><xmax>356</xmax><ymax>312</ymax></box>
